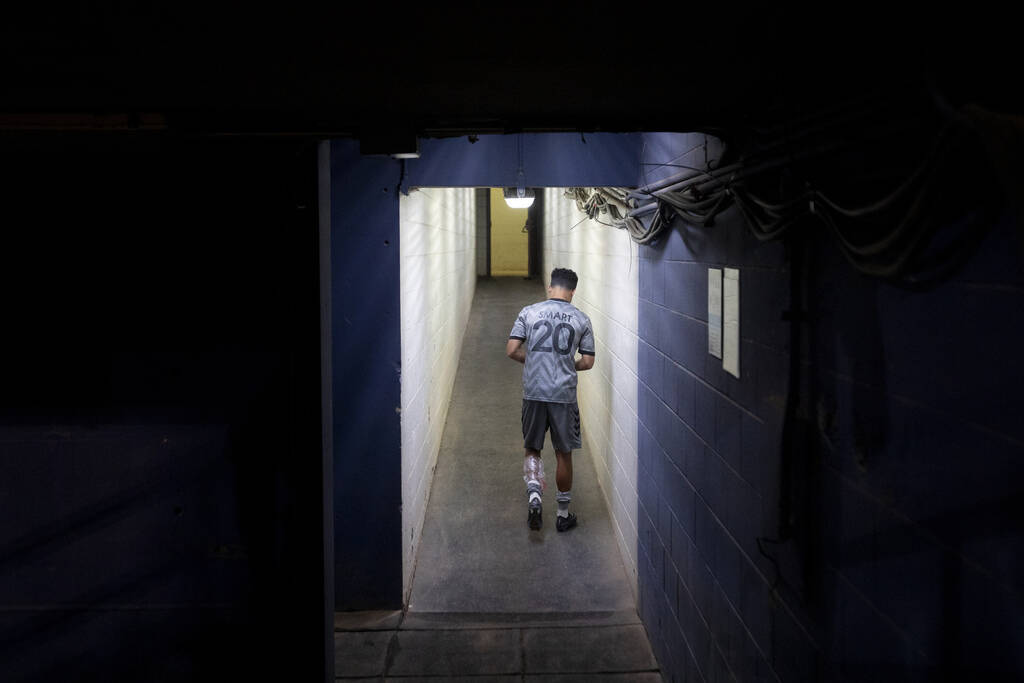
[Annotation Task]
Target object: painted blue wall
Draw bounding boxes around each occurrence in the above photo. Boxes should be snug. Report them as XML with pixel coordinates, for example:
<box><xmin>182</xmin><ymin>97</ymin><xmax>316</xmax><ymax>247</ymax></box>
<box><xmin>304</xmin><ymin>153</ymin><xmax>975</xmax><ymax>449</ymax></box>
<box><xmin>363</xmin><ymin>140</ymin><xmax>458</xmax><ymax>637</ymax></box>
<box><xmin>634</xmin><ymin>133</ymin><xmax>1024</xmax><ymax>681</ymax></box>
<box><xmin>329</xmin><ymin>132</ymin><xmax>641</xmax><ymax>609</ymax></box>
<box><xmin>329</xmin><ymin>140</ymin><xmax>404</xmax><ymax>609</ymax></box>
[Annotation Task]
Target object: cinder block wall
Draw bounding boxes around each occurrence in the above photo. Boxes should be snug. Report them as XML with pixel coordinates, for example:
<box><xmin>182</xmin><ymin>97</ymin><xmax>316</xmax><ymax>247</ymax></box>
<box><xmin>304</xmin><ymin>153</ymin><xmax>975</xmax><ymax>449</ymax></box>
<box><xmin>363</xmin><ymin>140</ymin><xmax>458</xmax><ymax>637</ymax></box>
<box><xmin>542</xmin><ymin>187</ymin><xmax>640</xmax><ymax>597</ymax></box>
<box><xmin>635</xmin><ymin>132</ymin><xmax>1024</xmax><ymax>681</ymax></box>
<box><xmin>399</xmin><ymin>187</ymin><xmax>477</xmax><ymax>599</ymax></box>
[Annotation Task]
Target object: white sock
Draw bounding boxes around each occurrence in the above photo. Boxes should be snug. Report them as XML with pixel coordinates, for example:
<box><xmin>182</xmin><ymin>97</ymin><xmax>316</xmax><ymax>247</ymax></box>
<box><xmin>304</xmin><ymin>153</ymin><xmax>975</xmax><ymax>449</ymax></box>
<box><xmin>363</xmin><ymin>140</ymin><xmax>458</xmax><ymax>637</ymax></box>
<box><xmin>556</xmin><ymin>490</ymin><xmax>571</xmax><ymax>517</ymax></box>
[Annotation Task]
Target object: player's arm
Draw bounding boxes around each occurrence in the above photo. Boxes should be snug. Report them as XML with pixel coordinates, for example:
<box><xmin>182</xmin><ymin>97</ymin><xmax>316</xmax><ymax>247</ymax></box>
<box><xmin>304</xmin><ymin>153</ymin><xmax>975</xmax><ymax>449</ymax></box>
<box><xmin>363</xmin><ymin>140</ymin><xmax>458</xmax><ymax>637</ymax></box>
<box><xmin>507</xmin><ymin>310</ymin><xmax>528</xmax><ymax>364</ymax></box>
<box><xmin>576</xmin><ymin>321</ymin><xmax>596</xmax><ymax>371</ymax></box>
<box><xmin>507</xmin><ymin>337</ymin><xmax>526</xmax><ymax>364</ymax></box>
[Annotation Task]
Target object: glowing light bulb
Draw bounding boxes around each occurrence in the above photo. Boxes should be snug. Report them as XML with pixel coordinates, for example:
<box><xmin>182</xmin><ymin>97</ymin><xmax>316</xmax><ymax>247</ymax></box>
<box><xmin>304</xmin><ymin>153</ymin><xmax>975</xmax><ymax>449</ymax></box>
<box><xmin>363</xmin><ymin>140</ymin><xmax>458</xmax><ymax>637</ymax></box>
<box><xmin>503</xmin><ymin>187</ymin><xmax>535</xmax><ymax>209</ymax></box>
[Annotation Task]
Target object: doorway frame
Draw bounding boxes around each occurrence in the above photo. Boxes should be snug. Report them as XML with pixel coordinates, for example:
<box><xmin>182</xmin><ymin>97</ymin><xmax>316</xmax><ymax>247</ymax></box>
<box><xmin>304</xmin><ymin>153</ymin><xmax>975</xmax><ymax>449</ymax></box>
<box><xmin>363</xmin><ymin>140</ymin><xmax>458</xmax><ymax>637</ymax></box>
<box><xmin>322</xmin><ymin>133</ymin><xmax>643</xmax><ymax>682</ymax></box>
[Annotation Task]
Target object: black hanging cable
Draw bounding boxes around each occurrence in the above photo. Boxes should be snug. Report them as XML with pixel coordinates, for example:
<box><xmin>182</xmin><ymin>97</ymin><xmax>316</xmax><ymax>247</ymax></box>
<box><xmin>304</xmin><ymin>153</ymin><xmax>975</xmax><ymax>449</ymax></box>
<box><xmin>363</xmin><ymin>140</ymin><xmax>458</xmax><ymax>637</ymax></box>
<box><xmin>574</xmin><ymin>100</ymin><xmax>1004</xmax><ymax>287</ymax></box>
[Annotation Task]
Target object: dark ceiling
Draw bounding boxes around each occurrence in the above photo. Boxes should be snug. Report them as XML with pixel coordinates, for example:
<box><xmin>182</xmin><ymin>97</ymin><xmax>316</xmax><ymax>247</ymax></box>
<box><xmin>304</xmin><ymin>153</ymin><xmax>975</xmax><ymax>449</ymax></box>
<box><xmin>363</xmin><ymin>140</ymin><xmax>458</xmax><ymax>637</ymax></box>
<box><xmin>1</xmin><ymin>6</ymin><xmax>1018</xmax><ymax>139</ymax></box>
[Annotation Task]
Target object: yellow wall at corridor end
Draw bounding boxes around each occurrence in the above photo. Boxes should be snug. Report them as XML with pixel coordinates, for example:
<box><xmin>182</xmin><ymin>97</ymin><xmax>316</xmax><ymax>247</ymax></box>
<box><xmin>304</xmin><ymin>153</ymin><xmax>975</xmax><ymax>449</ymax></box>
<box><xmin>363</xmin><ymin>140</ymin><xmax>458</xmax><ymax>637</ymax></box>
<box><xmin>490</xmin><ymin>188</ymin><xmax>528</xmax><ymax>276</ymax></box>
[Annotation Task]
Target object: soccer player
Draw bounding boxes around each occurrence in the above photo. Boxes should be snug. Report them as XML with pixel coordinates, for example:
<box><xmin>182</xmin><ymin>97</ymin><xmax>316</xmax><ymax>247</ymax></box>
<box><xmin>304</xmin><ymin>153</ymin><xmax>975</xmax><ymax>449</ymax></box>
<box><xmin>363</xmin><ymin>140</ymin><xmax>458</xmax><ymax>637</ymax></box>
<box><xmin>506</xmin><ymin>267</ymin><xmax>596</xmax><ymax>531</ymax></box>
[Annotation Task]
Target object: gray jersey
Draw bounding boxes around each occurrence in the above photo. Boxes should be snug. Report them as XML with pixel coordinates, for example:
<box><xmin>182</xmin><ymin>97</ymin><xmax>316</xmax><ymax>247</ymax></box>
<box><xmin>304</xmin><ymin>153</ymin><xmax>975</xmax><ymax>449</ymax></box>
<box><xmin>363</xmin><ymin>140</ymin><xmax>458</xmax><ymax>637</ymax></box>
<box><xmin>509</xmin><ymin>298</ymin><xmax>596</xmax><ymax>403</ymax></box>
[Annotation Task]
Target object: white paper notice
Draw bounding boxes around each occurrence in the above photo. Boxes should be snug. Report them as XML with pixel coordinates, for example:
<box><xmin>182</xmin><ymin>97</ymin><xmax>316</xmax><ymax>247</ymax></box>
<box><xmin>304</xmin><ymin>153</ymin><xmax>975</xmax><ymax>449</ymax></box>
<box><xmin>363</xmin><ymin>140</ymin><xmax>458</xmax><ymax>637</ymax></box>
<box><xmin>723</xmin><ymin>267</ymin><xmax>740</xmax><ymax>378</ymax></box>
<box><xmin>708</xmin><ymin>268</ymin><xmax>722</xmax><ymax>359</ymax></box>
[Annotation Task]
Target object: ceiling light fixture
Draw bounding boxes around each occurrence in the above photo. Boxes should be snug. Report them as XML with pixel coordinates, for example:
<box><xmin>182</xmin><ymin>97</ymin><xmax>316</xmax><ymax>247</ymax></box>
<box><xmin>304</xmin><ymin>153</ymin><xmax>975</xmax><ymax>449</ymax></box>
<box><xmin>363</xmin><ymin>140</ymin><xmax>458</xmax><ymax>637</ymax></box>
<box><xmin>504</xmin><ymin>133</ymin><xmax>534</xmax><ymax>208</ymax></box>
<box><xmin>503</xmin><ymin>186</ymin><xmax>535</xmax><ymax>209</ymax></box>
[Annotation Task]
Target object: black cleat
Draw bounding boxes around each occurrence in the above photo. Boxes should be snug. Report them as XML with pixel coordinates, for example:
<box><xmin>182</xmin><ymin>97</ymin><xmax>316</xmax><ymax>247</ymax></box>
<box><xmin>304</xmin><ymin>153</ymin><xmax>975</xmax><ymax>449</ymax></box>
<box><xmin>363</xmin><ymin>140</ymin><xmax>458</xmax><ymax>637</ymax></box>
<box><xmin>528</xmin><ymin>503</ymin><xmax>542</xmax><ymax>530</ymax></box>
<box><xmin>556</xmin><ymin>512</ymin><xmax>578</xmax><ymax>532</ymax></box>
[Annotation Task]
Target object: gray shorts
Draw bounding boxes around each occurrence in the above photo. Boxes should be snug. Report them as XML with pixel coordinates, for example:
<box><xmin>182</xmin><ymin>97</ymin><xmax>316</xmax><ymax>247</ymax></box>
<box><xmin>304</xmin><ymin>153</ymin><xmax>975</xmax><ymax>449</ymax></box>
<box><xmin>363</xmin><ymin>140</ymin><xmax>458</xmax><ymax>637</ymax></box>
<box><xmin>522</xmin><ymin>399</ymin><xmax>581</xmax><ymax>453</ymax></box>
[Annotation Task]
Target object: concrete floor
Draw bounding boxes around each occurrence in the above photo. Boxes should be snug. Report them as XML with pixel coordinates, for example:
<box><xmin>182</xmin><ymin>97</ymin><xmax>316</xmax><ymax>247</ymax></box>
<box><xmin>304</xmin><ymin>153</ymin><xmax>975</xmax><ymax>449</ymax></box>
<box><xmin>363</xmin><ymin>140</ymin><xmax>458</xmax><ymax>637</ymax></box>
<box><xmin>334</xmin><ymin>609</ymin><xmax>661</xmax><ymax>681</ymax></box>
<box><xmin>335</xmin><ymin>277</ymin><xmax>661</xmax><ymax>680</ymax></box>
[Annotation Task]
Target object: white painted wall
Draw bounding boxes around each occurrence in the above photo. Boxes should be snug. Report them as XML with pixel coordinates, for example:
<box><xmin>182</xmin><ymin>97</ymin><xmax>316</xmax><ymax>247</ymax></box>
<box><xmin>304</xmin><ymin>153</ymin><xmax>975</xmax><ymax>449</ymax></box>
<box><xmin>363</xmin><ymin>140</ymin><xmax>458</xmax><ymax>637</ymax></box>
<box><xmin>542</xmin><ymin>188</ymin><xmax>640</xmax><ymax>598</ymax></box>
<box><xmin>399</xmin><ymin>187</ymin><xmax>477</xmax><ymax>599</ymax></box>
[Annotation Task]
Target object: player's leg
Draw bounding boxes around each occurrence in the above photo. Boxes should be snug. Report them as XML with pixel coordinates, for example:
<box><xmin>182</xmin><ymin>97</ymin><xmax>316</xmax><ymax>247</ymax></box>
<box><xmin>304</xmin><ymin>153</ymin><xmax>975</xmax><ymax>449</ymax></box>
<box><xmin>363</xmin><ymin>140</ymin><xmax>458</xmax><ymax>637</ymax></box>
<box><xmin>553</xmin><ymin>450</ymin><xmax>576</xmax><ymax>531</ymax></box>
<box><xmin>521</xmin><ymin>400</ymin><xmax>547</xmax><ymax>530</ymax></box>
<box><xmin>524</xmin><ymin>447</ymin><xmax>545</xmax><ymax>505</ymax></box>
<box><xmin>554</xmin><ymin>449</ymin><xmax>573</xmax><ymax>494</ymax></box>
<box><xmin>549</xmin><ymin>402</ymin><xmax>581</xmax><ymax>532</ymax></box>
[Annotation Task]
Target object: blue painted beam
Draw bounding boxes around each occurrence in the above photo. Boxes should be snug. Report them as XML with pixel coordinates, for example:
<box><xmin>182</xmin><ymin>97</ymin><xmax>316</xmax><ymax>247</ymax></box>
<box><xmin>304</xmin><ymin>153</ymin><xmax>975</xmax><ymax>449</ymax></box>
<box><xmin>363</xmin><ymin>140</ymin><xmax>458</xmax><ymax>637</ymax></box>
<box><xmin>406</xmin><ymin>133</ymin><xmax>643</xmax><ymax>188</ymax></box>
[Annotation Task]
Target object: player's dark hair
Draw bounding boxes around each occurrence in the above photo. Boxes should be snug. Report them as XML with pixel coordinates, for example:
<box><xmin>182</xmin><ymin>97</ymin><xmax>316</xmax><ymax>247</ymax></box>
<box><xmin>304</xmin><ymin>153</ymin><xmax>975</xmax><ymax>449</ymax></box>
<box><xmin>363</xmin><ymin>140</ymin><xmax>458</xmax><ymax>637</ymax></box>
<box><xmin>550</xmin><ymin>268</ymin><xmax>578</xmax><ymax>290</ymax></box>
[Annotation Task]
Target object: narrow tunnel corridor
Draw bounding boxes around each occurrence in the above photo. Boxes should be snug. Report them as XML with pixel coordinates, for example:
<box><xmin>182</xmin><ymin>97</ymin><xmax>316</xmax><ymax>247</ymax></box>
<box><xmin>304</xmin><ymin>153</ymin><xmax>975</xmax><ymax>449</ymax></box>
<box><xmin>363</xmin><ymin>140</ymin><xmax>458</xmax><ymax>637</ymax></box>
<box><xmin>334</xmin><ymin>277</ymin><xmax>661</xmax><ymax>679</ymax></box>
<box><xmin>408</xmin><ymin>277</ymin><xmax>635</xmax><ymax>614</ymax></box>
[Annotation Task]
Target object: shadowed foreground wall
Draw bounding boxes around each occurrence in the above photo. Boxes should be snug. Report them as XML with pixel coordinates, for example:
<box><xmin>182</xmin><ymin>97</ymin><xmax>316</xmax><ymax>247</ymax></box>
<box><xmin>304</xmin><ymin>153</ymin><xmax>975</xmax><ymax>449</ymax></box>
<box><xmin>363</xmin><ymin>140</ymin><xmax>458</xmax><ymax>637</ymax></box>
<box><xmin>0</xmin><ymin>136</ymin><xmax>325</xmax><ymax>682</ymax></box>
<box><xmin>634</xmin><ymin>133</ymin><xmax>1024</xmax><ymax>681</ymax></box>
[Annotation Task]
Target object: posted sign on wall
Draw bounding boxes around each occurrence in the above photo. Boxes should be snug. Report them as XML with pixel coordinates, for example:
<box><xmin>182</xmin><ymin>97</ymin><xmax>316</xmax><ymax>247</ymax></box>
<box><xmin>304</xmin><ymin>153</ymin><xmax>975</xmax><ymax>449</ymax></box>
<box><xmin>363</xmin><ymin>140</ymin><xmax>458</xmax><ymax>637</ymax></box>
<box><xmin>708</xmin><ymin>266</ymin><xmax>740</xmax><ymax>378</ymax></box>
<box><xmin>708</xmin><ymin>268</ymin><xmax>722</xmax><ymax>359</ymax></box>
<box><xmin>723</xmin><ymin>267</ymin><xmax>740</xmax><ymax>378</ymax></box>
